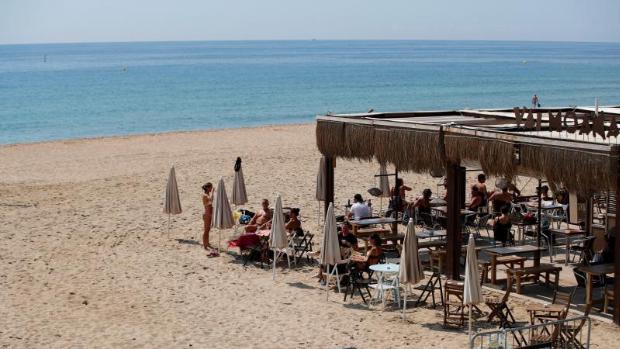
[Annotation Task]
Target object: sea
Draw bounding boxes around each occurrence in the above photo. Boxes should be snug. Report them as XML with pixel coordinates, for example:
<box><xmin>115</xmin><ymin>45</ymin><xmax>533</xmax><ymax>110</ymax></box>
<box><xmin>1</xmin><ymin>40</ymin><xmax>620</xmax><ymax>145</ymax></box>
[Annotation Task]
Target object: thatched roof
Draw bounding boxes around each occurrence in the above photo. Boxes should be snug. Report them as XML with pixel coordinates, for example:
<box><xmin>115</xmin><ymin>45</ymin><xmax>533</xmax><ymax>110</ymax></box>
<box><xmin>316</xmin><ymin>108</ymin><xmax>620</xmax><ymax>194</ymax></box>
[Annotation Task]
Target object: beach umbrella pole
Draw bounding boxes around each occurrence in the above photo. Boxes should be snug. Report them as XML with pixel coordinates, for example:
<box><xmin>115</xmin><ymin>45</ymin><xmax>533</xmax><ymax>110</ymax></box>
<box><xmin>272</xmin><ymin>249</ymin><xmax>277</xmax><ymax>280</ymax></box>
<box><xmin>468</xmin><ymin>306</ymin><xmax>473</xmax><ymax>342</ymax></box>
<box><xmin>402</xmin><ymin>288</ymin><xmax>407</xmax><ymax>320</ymax></box>
<box><xmin>168</xmin><ymin>213</ymin><xmax>171</xmax><ymax>235</ymax></box>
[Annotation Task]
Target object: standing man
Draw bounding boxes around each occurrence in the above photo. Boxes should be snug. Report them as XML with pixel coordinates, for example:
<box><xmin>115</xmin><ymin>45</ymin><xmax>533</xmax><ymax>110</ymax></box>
<box><xmin>532</xmin><ymin>94</ymin><xmax>540</xmax><ymax>108</ymax></box>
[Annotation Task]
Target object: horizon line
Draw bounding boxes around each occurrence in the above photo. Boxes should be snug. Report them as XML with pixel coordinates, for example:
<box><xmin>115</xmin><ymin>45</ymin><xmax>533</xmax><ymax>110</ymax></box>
<box><xmin>1</xmin><ymin>37</ymin><xmax>620</xmax><ymax>47</ymax></box>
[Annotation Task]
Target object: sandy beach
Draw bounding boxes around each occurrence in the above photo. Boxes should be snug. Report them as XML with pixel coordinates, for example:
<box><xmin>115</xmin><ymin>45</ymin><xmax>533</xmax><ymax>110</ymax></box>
<box><xmin>1</xmin><ymin>123</ymin><xmax>619</xmax><ymax>348</ymax></box>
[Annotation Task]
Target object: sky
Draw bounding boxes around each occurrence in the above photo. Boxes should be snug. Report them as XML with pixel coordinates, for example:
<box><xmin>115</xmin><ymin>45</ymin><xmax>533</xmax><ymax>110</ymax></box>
<box><xmin>1</xmin><ymin>0</ymin><xmax>620</xmax><ymax>44</ymax></box>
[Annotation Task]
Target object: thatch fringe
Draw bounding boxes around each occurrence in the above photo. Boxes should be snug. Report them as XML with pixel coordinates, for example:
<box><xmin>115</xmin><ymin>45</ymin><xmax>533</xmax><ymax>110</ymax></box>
<box><xmin>344</xmin><ymin>124</ymin><xmax>375</xmax><ymax>161</ymax></box>
<box><xmin>374</xmin><ymin>128</ymin><xmax>441</xmax><ymax>173</ymax></box>
<box><xmin>520</xmin><ymin>145</ymin><xmax>617</xmax><ymax>194</ymax></box>
<box><xmin>316</xmin><ymin>121</ymin><xmax>345</xmax><ymax>157</ymax></box>
<box><xmin>445</xmin><ymin>136</ymin><xmax>516</xmax><ymax>179</ymax></box>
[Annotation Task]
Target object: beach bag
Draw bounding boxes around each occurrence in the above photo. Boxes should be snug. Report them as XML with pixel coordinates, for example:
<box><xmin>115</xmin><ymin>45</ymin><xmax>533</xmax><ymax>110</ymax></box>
<box><xmin>239</xmin><ymin>214</ymin><xmax>252</xmax><ymax>225</ymax></box>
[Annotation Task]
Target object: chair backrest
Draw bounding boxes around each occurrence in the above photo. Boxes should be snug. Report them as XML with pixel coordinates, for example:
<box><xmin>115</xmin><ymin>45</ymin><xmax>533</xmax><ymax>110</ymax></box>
<box><xmin>419</xmin><ymin>212</ymin><xmax>434</xmax><ymax>228</ymax></box>
<box><xmin>445</xmin><ymin>280</ymin><xmax>464</xmax><ymax>302</ymax></box>
<box><xmin>553</xmin><ymin>290</ymin><xmax>573</xmax><ymax>306</ymax></box>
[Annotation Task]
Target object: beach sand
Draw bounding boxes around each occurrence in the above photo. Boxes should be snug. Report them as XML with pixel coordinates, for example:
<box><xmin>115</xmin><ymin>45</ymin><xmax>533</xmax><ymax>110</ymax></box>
<box><xmin>1</xmin><ymin>124</ymin><xmax>618</xmax><ymax>348</ymax></box>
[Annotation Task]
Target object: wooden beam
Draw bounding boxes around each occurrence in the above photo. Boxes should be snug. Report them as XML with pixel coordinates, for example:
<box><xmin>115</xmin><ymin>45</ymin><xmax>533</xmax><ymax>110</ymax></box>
<box><xmin>324</xmin><ymin>156</ymin><xmax>334</xmax><ymax>217</ymax></box>
<box><xmin>446</xmin><ymin>161</ymin><xmax>463</xmax><ymax>280</ymax></box>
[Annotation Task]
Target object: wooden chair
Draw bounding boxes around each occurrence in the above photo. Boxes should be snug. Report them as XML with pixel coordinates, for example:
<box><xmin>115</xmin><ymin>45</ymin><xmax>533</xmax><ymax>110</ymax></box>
<box><xmin>292</xmin><ymin>231</ymin><xmax>315</xmax><ymax>263</ymax></box>
<box><xmin>343</xmin><ymin>264</ymin><xmax>374</xmax><ymax>304</ymax></box>
<box><xmin>560</xmin><ymin>304</ymin><xmax>592</xmax><ymax>349</ymax></box>
<box><xmin>443</xmin><ymin>280</ymin><xmax>465</xmax><ymax>328</ymax></box>
<box><xmin>604</xmin><ymin>286</ymin><xmax>615</xmax><ymax>314</ymax></box>
<box><xmin>416</xmin><ymin>250</ymin><xmax>444</xmax><ymax>307</ymax></box>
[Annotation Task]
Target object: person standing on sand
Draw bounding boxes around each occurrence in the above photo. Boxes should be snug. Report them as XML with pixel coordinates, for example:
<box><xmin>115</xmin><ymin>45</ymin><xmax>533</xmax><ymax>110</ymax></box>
<box><xmin>202</xmin><ymin>182</ymin><xmax>214</xmax><ymax>250</ymax></box>
<box><xmin>532</xmin><ymin>94</ymin><xmax>540</xmax><ymax>108</ymax></box>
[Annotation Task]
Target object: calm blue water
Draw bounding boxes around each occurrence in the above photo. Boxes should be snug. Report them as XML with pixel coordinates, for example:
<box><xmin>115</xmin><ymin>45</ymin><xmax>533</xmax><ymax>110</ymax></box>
<box><xmin>1</xmin><ymin>40</ymin><xmax>620</xmax><ymax>144</ymax></box>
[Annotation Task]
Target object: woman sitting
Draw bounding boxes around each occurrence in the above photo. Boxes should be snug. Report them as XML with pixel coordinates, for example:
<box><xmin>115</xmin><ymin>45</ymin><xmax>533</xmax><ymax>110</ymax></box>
<box><xmin>411</xmin><ymin>188</ymin><xmax>433</xmax><ymax>214</ymax></box>
<box><xmin>352</xmin><ymin>234</ymin><xmax>383</xmax><ymax>271</ymax></box>
<box><xmin>285</xmin><ymin>208</ymin><xmax>303</xmax><ymax>237</ymax></box>
<box><xmin>493</xmin><ymin>205</ymin><xmax>513</xmax><ymax>246</ymax></box>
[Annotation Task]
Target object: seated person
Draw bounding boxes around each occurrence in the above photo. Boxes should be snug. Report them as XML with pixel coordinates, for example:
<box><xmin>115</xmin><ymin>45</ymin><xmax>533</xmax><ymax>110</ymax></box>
<box><xmin>244</xmin><ymin>199</ymin><xmax>273</xmax><ymax>233</ymax></box>
<box><xmin>493</xmin><ymin>205</ymin><xmax>513</xmax><ymax>246</ymax></box>
<box><xmin>536</xmin><ymin>185</ymin><xmax>554</xmax><ymax>202</ymax></box>
<box><xmin>411</xmin><ymin>188</ymin><xmax>433</xmax><ymax>215</ymax></box>
<box><xmin>285</xmin><ymin>208</ymin><xmax>303</xmax><ymax>237</ymax></box>
<box><xmin>469</xmin><ymin>185</ymin><xmax>483</xmax><ymax>211</ymax></box>
<box><xmin>348</xmin><ymin>193</ymin><xmax>371</xmax><ymax>220</ymax></box>
<box><xmin>352</xmin><ymin>234</ymin><xmax>383</xmax><ymax>271</ymax></box>
<box><xmin>489</xmin><ymin>187</ymin><xmax>513</xmax><ymax>214</ymax></box>
<box><xmin>338</xmin><ymin>222</ymin><xmax>359</xmax><ymax>251</ymax></box>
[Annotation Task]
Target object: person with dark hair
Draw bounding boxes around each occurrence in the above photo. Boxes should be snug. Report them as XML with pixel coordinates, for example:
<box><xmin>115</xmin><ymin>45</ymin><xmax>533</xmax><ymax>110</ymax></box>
<box><xmin>338</xmin><ymin>222</ymin><xmax>359</xmax><ymax>251</ymax></box>
<box><xmin>475</xmin><ymin>174</ymin><xmax>490</xmax><ymax>207</ymax></box>
<box><xmin>202</xmin><ymin>182</ymin><xmax>214</xmax><ymax>250</ymax></box>
<box><xmin>469</xmin><ymin>185</ymin><xmax>483</xmax><ymax>211</ymax></box>
<box><xmin>285</xmin><ymin>208</ymin><xmax>303</xmax><ymax>237</ymax></box>
<box><xmin>352</xmin><ymin>234</ymin><xmax>383</xmax><ymax>270</ymax></box>
<box><xmin>411</xmin><ymin>188</ymin><xmax>433</xmax><ymax>215</ymax></box>
<box><xmin>390</xmin><ymin>178</ymin><xmax>412</xmax><ymax>201</ymax></box>
<box><xmin>537</xmin><ymin>185</ymin><xmax>553</xmax><ymax>201</ymax></box>
<box><xmin>234</xmin><ymin>157</ymin><xmax>242</xmax><ymax>172</ymax></box>
<box><xmin>349</xmin><ymin>193</ymin><xmax>370</xmax><ymax>220</ymax></box>
<box><xmin>493</xmin><ymin>205</ymin><xmax>513</xmax><ymax>246</ymax></box>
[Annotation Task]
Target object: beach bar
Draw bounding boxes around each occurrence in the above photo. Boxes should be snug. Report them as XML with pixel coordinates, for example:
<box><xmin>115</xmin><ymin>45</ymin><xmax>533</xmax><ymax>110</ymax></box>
<box><xmin>316</xmin><ymin>106</ymin><xmax>620</xmax><ymax>325</ymax></box>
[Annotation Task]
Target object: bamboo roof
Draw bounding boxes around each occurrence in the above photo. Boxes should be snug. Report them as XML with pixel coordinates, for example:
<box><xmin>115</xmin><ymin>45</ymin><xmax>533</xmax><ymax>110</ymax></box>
<box><xmin>316</xmin><ymin>107</ymin><xmax>620</xmax><ymax>194</ymax></box>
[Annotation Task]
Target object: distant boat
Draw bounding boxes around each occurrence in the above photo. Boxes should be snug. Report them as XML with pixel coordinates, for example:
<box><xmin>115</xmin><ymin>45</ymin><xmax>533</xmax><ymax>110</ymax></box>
<box><xmin>122</xmin><ymin>65</ymin><xmax>128</xmax><ymax>72</ymax></box>
<box><xmin>522</xmin><ymin>60</ymin><xmax>528</xmax><ymax>64</ymax></box>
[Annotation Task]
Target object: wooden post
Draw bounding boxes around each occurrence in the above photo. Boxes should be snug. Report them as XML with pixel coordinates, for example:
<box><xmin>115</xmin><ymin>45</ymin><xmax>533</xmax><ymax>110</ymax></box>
<box><xmin>459</xmin><ymin>166</ymin><xmax>466</xmax><ymax>209</ymax></box>
<box><xmin>324</xmin><ymin>156</ymin><xmax>334</xmax><ymax>217</ymax></box>
<box><xmin>535</xmin><ymin>179</ymin><xmax>542</xmax><ymax>267</ymax></box>
<box><xmin>614</xmin><ymin>157</ymin><xmax>620</xmax><ymax>325</ymax></box>
<box><xmin>585</xmin><ymin>196</ymin><xmax>593</xmax><ymax>235</ymax></box>
<box><xmin>446</xmin><ymin>161</ymin><xmax>462</xmax><ymax>281</ymax></box>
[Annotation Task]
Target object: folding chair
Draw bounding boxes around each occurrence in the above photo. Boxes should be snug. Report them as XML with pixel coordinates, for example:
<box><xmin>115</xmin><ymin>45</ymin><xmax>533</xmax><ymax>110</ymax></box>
<box><xmin>292</xmin><ymin>231</ymin><xmax>315</xmax><ymax>263</ymax></box>
<box><xmin>485</xmin><ymin>288</ymin><xmax>517</xmax><ymax>329</ymax></box>
<box><xmin>560</xmin><ymin>304</ymin><xmax>591</xmax><ymax>349</ymax></box>
<box><xmin>443</xmin><ymin>280</ymin><xmax>465</xmax><ymax>328</ymax></box>
<box><xmin>343</xmin><ymin>264</ymin><xmax>374</xmax><ymax>304</ymax></box>
<box><xmin>416</xmin><ymin>252</ymin><xmax>444</xmax><ymax>307</ymax></box>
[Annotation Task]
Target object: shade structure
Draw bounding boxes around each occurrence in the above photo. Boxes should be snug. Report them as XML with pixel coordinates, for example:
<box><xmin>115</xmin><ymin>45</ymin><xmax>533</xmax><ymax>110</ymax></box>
<box><xmin>378</xmin><ymin>163</ymin><xmax>390</xmax><ymax>198</ymax></box>
<box><xmin>463</xmin><ymin>234</ymin><xmax>482</xmax><ymax>341</ymax></box>
<box><xmin>399</xmin><ymin>218</ymin><xmax>424</xmax><ymax>319</ymax></box>
<box><xmin>211</xmin><ymin>177</ymin><xmax>234</xmax><ymax>254</ymax></box>
<box><xmin>232</xmin><ymin>158</ymin><xmax>248</xmax><ymax>205</ymax></box>
<box><xmin>315</xmin><ymin>156</ymin><xmax>327</xmax><ymax>224</ymax></box>
<box><xmin>163</xmin><ymin>166</ymin><xmax>182</xmax><ymax>234</ymax></box>
<box><xmin>320</xmin><ymin>202</ymin><xmax>343</xmax><ymax>299</ymax></box>
<box><xmin>269</xmin><ymin>195</ymin><xmax>289</xmax><ymax>280</ymax></box>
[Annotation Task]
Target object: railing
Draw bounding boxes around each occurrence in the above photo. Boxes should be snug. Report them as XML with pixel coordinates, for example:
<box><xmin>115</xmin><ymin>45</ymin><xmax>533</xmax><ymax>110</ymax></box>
<box><xmin>470</xmin><ymin>316</ymin><xmax>591</xmax><ymax>349</ymax></box>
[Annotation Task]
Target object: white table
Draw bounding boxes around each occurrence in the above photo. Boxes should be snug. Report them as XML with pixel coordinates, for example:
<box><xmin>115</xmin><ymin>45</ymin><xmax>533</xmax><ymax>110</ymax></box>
<box><xmin>369</xmin><ymin>263</ymin><xmax>400</xmax><ymax>309</ymax></box>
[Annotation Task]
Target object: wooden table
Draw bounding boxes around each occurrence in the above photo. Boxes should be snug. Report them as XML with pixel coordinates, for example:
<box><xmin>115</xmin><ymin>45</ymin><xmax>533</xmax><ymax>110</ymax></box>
<box><xmin>431</xmin><ymin>206</ymin><xmax>476</xmax><ymax>216</ymax></box>
<box><xmin>416</xmin><ymin>229</ymin><xmax>447</xmax><ymax>239</ymax></box>
<box><xmin>526</xmin><ymin>303</ymin><xmax>567</xmax><ymax>324</ymax></box>
<box><xmin>577</xmin><ymin>263</ymin><xmax>615</xmax><ymax>307</ymax></box>
<box><xmin>485</xmin><ymin>245</ymin><xmax>545</xmax><ymax>284</ymax></box>
<box><xmin>548</xmin><ymin>228</ymin><xmax>587</xmax><ymax>265</ymax></box>
<box><xmin>350</xmin><ymin>217</ymin><xmax>397</xmax><ymax>235</ymax></box>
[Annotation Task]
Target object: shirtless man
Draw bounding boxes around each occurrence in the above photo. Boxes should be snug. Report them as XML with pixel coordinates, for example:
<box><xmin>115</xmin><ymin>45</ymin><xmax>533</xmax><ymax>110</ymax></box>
<box><xmin>245</xmin><ymin>199</ymin><xmax>273</xmax><ymax>233</ymax></box>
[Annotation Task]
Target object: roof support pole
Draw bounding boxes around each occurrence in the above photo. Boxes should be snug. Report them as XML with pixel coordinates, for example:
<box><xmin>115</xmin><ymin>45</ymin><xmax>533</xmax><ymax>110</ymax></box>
<box><xmin>446</xmin><ymin>161</ymin><xmax>464</xmax><ymax>280</ymax></box>
<box><xmin>614</xmin><ymin>158</ymin><xmax>620</xmax><ymax>325</ymax></box>
<box><xmin>324</xmin><ymin>156</ymin><xmax>334</xmax><ymax>217</ymax></box>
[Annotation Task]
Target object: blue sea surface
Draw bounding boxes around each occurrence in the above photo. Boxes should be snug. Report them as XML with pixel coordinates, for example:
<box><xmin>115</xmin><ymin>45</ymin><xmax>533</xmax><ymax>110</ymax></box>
<box><xmin>1</xmin><ymin>40</ymin><xmax>620</xmax><ymax>144</ymax></box>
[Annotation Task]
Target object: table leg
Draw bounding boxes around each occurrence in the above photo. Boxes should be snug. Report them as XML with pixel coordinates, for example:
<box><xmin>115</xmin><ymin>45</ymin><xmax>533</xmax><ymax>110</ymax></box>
<box><xmin>565</xmin><ymin>238</ymin><xmax>570</xmax><ymax>266</ymax></box>
<box><xmin>586</xmin><ymin>273</ymin><xmax>593</xmax><ymax>306</ymax></box>
<box><xmin>491</xmin><ymin>255</ymin><xmax>498</xmax><ymax>284</ymax></box>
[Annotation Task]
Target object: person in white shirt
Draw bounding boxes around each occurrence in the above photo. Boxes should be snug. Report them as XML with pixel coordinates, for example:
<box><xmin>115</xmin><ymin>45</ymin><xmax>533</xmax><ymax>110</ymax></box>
<box><xmin>348</xmin><ymin>194</ymin><xmax>370</xmax><ymax>220</ymax></box>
